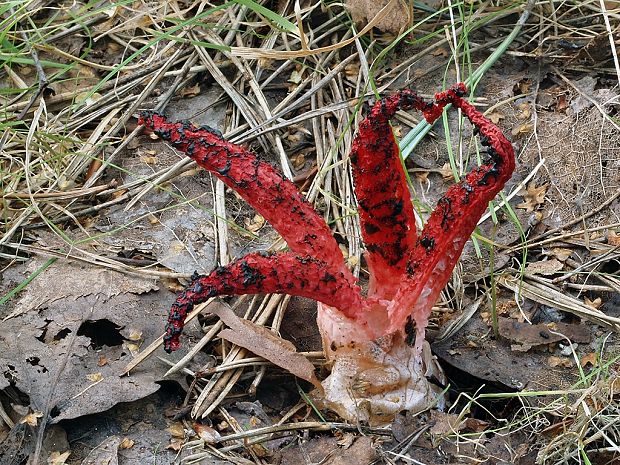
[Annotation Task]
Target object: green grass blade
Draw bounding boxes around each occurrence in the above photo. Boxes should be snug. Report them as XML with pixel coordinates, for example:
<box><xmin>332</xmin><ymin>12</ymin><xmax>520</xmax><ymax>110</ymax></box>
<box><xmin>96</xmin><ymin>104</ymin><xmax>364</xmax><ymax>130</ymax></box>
<box><xmin>234</xmin><ymin>0</ymin><xmax>298</xmax><ymax>34</ymax></box>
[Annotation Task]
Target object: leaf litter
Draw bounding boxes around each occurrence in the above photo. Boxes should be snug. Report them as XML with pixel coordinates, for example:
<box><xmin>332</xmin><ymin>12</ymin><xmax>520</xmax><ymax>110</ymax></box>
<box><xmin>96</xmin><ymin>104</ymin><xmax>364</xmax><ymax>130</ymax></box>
<box><xmin>0</xmin><ymin>256</ymin><xmax>172</xmax><ymax>422</ymax></box>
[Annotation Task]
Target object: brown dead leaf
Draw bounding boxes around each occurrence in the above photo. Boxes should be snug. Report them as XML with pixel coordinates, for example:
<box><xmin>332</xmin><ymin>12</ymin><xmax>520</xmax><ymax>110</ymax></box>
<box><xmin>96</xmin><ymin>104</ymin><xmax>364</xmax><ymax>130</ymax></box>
<box><xmin>193</xmin><ymin>423</ymin><xmax>221</xmax><ymax>444</ymax></box>
<box><xmin>463</xmin><ymin>417</ymin><xmax>490</xmax><ymax>433</ymax></box>
<box><xmin>499</xmin><ymin>318</ymin><xmax>590</xmax><ymax>352</ymax></box>
<box><xmin>548</xmin><ymin>356</ymin><xmax>573</xmax><ymax>368</ymax></box>
<box><xmin>580</xmin><ymin>352</ymin><xmax>598</xmax><ymax>368</ymax></box>
<box><xmin>119</xmin><ymin>437</ymin><xmax>134</xmax><ymax>449</ymax></box>
<box><xmin>585</xmin><ymin>297</ymin><xmax>602</xmax><ymax>309</ymax></box>
<box><xmin>541</xmin><ymin>419</ymin><xmax>574</xmax><ymax>437</ymax></box>
<box><xmin>20</xmin><ymin>411</ymin><xmax>43</xmax><ymax>427</ymax></box>
<box><xmin>550</xmin><ymin>247</ymin><xmax>573</xmax><ymax>262</ymax></box>
<box><xmin>556</xmin><ymin>94</ymin><xmax>569</xmax><ymax>112</ymax></box>
<box><xmin>487</xmin><ymin>111</ymin><xmax>505</xmax><ymax>124</ymax></box>
<box><xmin>179</xmin><ymin>83</ymin><xmax>201</xmax><ymax>98</ymax></box>
<box><xmin>429</xmin><ymin>410</ymin><xmax>462</xmax><ymax>436</ymax></box>
<box><xmin>511</xmin><ymin>122</ymin><xmax>534</xmax><ymax>137</ymax></box>
<box><xmin>346</xmin><ymin>0</ymin><xmax>412</xmax><ymax>34</ymax></box>
<box><xmin>524</xmin><ymin>258</ymin><xmax>564</xmax><ymax>276</ymax></box>
<box><xmin>608</xmin><ymin>230</ymin><xmax>620</xmax><ymax>246</ymax></box>
<box><xmin>167</xmin><ymin>422</ymin><xmax>186</xmax><ymax>439</ymax></box>
<box><xmin>1</xmin><ymin>257</ymin><xmax>171</xmax><ymax>424</ymax></box>
<box><xmin>211</xmin><ymin>304</ymin><xmax>322</xmax><ymax>389</ymax></box>
<box><xmin>517</xmin><ymin>182</ymin><xmax>548</xmax><ymax>212</ymax></box>
<box><xmin>47</xmin><ymin>451</ymin><xmax>71</xmax><ymax>465</ymax></box>
<box><xmin>5</xmin><ymin>258</ymin><xmax>157</xmax><ymax>320</ymax></box>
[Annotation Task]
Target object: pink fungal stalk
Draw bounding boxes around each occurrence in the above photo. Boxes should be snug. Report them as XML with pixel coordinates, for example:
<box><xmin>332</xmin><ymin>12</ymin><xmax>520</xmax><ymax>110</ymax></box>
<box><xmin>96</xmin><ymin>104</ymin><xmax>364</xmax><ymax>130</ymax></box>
<box><xmin>138</xmin><ymin>83</ymin><xmax>515</xmax><ymax>423</ymax></box>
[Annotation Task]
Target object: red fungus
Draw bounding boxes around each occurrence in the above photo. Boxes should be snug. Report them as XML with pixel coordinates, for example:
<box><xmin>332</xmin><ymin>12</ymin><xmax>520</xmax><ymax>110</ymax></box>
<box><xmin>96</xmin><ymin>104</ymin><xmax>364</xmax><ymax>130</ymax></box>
<box><xmin>139</xmin><ymin>83</ymin><xmax>515</xmax><ymax>422</ymax></box>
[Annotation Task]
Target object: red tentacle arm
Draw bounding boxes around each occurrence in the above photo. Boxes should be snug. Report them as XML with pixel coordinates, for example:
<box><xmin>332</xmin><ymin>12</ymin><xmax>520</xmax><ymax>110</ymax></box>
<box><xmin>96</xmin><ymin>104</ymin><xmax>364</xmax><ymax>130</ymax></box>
<box><xmin>350</xmin><ymin>92</ymin><xmax>423</xmax><ymax>299</ymax></box>
<box><xmin>387</xmin><ymin>85</ymin><xmax>515</xmax><ymax>339</ymax></box>
<box><xmin>348</xmin><ymin>84</ymin><xmax>471</xmax><ymax>300</ymax></box>
<box><xmin>138</xmin><ymin>112</ymin><xmax>353</xmax><ymax>279</ymax></box>
<box><xmin>164</xmin><ymin>252</ymin><xmax>367</xmax><ymax>352</ymax></box>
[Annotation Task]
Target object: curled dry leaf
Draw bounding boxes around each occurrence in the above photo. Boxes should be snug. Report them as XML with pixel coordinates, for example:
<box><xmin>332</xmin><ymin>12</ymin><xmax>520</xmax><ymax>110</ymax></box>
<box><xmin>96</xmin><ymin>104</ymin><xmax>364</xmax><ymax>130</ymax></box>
<box><xmin>47</xmin><ymin>451</ymin><xmax>71</xmax><ymax>465</ymax></box>
<box><xmin>487</xmin><ymin>111</ymin><xmax>505</xmax><ymax>124</ymax></box>
<box><xmin>580</xmin><ymin>352</ymin><xmax>598</xmax><ymax>368</ymax></box>
<box><xmin>548</xmin><ymin>356</ymin><xmax>573</xmax><ymax>368</ymax></box>
<box><xmin>211</xmin><ymin>304</ymin><xmax>322</xmax><ymax>390</ymax></box>
<box><xmin>517</xmin><ymin>182</ymin><xmax>549</xmax><ymax>212</ymax></box>
<box><xmin>192</xmin><ymin>423</ymin><xmax>221</xmax><ymax>444</ymax></box>
<box><xmin>118</xmin><ymin>437</ymin><xmax>134</xmax><ymax>449</ymax></box>
<box><xmin>607</xmin><ymin>230</ymin><xmax>620</xmax><ymax>246</ymax></box>
<box><xmin>499</xmin><ymin>317</ymin><xmax>590</xmax><ymax>352</ymax></box>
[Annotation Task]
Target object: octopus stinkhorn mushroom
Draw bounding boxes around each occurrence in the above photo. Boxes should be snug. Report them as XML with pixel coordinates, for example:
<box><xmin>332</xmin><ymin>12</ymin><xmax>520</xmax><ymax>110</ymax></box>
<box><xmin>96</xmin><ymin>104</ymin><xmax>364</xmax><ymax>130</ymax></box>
<box><xmin>138</xmin><ymin>83</ymin><xmax>515</xmax><ymax>424</ymax></box>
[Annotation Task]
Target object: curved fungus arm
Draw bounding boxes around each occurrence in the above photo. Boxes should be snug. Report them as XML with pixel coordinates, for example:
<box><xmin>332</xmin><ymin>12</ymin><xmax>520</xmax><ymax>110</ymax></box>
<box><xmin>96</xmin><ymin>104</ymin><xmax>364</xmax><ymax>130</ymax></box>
<box><xmin>164</xmin><ymin>252</ymin><xmax>366</xmax><ymax>352</ymax></box>
<box><xmin>349</xmin><ymin>93</ymin><xmax>423</xmax><ymax>299</ymax></box>
<box><xmin>138</xmin><ymin>112</ymin><xmax>353</xmax><ymax>280</ymax></box>
<box><xmin>387</xmin><ymin>84</ymin><xmax>516</xmax><ymax>338</ymax></box>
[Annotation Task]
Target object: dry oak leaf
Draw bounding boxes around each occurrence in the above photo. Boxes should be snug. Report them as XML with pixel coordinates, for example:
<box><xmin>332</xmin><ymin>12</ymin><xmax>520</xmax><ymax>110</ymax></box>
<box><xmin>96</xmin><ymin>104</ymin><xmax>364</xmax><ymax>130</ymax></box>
<box><xmin>548</xmin><ymin>356</ymin><xmax>573</xmax><ymax>368</ymax></box>
<box><xmin>517</xmin><ymin>182</ymin><xmax>548</xmax><ymax>212</ymax></box>
<box><xmin>580</xmin><ymin>352</ymin><xmax>598</xmax><ymax>368</ymax></box>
